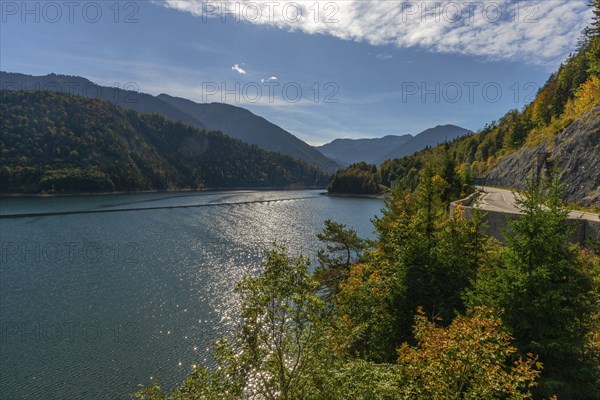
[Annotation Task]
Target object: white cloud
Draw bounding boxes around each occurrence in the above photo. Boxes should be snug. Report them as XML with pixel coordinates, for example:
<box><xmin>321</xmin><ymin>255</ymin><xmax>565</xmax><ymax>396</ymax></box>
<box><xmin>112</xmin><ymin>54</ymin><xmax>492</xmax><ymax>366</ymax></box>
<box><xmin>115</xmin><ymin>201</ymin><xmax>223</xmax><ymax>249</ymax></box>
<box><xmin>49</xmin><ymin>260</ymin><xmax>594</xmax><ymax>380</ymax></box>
<box><xmin>261</xmin><ymin>76</ymin><xmax>278</xmax><ymax>83</ymax></box>
<box><xmin>160</xmin><ymin>0</ymin><xmax>592</xmax><ymax>67</ymax></box>
<box><xmin>375</xmin><ymin>53</ymin><xmax>393</xmax><ymax>60</ymax></box>
<box><xmin>231</xmin><ymin>63</ymin><xmax>246</xmax><ymax>74</ymax></box>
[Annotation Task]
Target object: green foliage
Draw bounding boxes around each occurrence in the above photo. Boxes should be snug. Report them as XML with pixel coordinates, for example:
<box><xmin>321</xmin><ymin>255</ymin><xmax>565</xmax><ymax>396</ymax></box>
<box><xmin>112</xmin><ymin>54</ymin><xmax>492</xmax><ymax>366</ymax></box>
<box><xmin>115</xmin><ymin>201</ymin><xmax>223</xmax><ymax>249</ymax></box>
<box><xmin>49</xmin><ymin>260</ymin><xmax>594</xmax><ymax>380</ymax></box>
<box><xmin>379</xmin><ymin>155</ymin><xmax>423</xmax><ymax>192</ymax></box>
<box><xmin>503</xmin><ymin>109</ymin><xmax>533</xmax><ymax>150</ymax></box>
<box><xmin>336</xmin><ymin>173</ymin><xmax>488</xmax><ymax>362</ymax></box>
<box><xmin>135</xmin><ymin>5</ymin><xmax>600</xmax><ymax>398</ymax></box>
<box><xmin>467</xmin><ymin>175</ymin><xmax>600</xmax><ymax>399</ymax></box>
<box><xmin>329</xmin><ymin>19</ymin><xmax>599</xmax><ymax>198</ymax></box>
<box><xmin>134</xmin><ymin>249</ymin><xmax>540</xmax><ymax>400</ymax></box>
<box><xmin>39</xmin><ymin>167</ymin><xmax>115</xmax><ymax>192</ymax></box>
<box><xmin>149</xmin><ymin>246</ymin><xmax>335</xmax><ymax>400</ymax></box>
<box><xmin>314</xmin><ymin>220</ymin><xmax>367</xmax><ymax>300</ymax></box>
<box><xmin>328</xmin><ymin>144</ymin><xmax>473</xmax><ymax>205</ymax></box>
<box><xmin>589</xmin><ymin>0</ymin><xmax>600</xmax><ymax>38</ymax></box>
<box><xmin>0</xmin><ymin>91</ymin><xmax>328</xmax><ymax>193</ymax></box>
<box><xmin>132</xmin><ymin>382</ymin><xmax>168</xmax><ymax>400</ymax></box>
<box><xmin>325</xmin><ymin>308</ymin><xmax>542</xmax><ymax>400</ymax></box>
<box><xmin>588</xmin><ymin>37</ymin><xmax>600</xmax><ymax>75</ymax></box>
<box><xmin>133</xmin><ymin>170</ymin><xmax>600</xmax><ymax>399</ymax></box>
<box><xmin>233</xmin><ymin>247</ymin><xmax>333</xmax><ymax>400</ymax></box>
<box><xmin>327</xmin><ymin>162</ymin><xmax>381</xmax><ymax>195</ymax></box>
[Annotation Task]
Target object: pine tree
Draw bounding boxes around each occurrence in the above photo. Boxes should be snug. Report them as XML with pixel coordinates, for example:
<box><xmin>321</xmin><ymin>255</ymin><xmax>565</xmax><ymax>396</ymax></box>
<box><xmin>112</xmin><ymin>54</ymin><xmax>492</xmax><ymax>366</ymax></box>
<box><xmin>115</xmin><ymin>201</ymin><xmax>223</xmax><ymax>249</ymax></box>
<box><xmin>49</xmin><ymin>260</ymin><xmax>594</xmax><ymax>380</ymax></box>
<box><xmin>315</xmin><ymin>220</ymin><xmax>367</xmax><ymax>300</ymax></box>
<box><xmin>590</xmin><ymin>0</ymin><xmax>600</xmax><ymax>37</ymax></box>
<box><xmin>467</xmin><ymin>174</ymin><xmax>600</xmax><ymax>399</ymax></box>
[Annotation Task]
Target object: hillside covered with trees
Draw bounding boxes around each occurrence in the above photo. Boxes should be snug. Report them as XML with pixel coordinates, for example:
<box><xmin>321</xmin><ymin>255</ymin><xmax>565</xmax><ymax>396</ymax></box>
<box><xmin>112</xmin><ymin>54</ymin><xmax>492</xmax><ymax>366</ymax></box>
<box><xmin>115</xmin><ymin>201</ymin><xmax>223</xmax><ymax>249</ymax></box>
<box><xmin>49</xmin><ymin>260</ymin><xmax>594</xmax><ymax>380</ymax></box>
<box><xmin>131</xmin><ymin>5</ymin><xmax>600</xmax><ymax>399</ymax></box>
<box><xmin>328</xmin><ymin>16</ymin><xmax>600</xmax><ymax>204</ymax></box>
<box><xmin>1</xmin><ymin>71</ymin><xmax>339</xmax><ymax>169</ymax></box>
<box><xmin>135</xmin><ymin>170</ymin><xmax>600</xmax><ymax>400</ymax></box>
<box><xmin>0</xmin><ymin>91</ymin><xmax>328</xmax><ymax>193</ymax></box>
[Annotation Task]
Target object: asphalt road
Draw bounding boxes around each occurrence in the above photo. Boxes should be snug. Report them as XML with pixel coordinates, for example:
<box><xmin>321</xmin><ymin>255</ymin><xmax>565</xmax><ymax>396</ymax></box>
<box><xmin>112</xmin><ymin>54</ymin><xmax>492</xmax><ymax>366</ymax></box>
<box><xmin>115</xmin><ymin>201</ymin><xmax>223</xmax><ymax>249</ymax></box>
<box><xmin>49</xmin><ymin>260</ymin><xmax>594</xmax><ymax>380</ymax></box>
<box><xmin>475</xmin><ymin>187</ymin><xmax>599</xmax><ymax>222</ymax></box>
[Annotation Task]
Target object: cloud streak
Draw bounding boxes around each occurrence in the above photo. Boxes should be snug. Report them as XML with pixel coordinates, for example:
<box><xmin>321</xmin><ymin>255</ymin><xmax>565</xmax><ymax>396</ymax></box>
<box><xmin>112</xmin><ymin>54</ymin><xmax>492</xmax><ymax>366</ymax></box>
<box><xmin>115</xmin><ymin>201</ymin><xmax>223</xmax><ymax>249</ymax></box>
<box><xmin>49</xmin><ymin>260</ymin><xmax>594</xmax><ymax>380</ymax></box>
<box><xmin>160</xmin><ymin>0</ymin><xmax>592</xmax><ymax>67</ymax></box>
<box><xmin>375</xmin><ymin>53</ymin><xmax>393</xmax><ymax>60</ymax></box>
<box><xmin>232</xmin><ymin>63</ymin><xmax>246</xmax><ymax>74</ymax></box>
<box><xmin>261</xmin><ymin>76</ymin><xmax>278</xmax><ymax>83</ymax></box>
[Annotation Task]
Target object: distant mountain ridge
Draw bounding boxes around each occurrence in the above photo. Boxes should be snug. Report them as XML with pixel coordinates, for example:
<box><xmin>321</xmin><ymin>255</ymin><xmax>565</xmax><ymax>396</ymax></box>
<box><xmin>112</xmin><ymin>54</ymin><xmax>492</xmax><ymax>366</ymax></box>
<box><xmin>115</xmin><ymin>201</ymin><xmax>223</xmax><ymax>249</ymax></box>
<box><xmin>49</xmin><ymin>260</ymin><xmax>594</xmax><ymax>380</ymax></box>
<box><xmin>316</xmin><ymin>135</ymin><xmax>413</xmax><ymax>166</ymax></box>
<box><xmin>327</xmin><ymin>29</ymin><xmax>600</xmax><ymax>207</ymax></box>
<box><xmin>0</xmin><ymin>91</ymin><xmax>328</xmax><ymax>193</ymax></box>
<box><xmin>316</xmin><ymin>125</ymin><xmax>471</xmax><ymax>166</ymax></box>
<box><xmin>0</xmin><ymin>71</ymin><xmax>338</xmax><ymax>169</ymax></box>
<box><xmin>158</xmin><ymin>94</ymin><xmax>337</xmax><ymax>169</ymax></box>
<box><xmin>0</xmin><ymin>71</ymin><xmax>206</xmax><ymax>129</ymax></box>
<box><xmin>375</xmin><ymin>125</ymin><xmax>472</xmax><ymax>164</ymax></box>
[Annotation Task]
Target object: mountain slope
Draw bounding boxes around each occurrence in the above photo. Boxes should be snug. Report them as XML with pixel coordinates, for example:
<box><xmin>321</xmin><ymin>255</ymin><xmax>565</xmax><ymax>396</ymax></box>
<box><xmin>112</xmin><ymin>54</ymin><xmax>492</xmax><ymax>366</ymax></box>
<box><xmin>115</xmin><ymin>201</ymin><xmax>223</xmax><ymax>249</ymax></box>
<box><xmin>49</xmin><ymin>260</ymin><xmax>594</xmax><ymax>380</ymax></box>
<box><xmin>327</xmin><ymin>32</ymin><xmax>600</xmax><ymax>206</ymax></box>
<box><xmin>486</xmin><ymin>106</ymin><xmax>600</xmax><ymax>207</ymax></box>
<box><xmin>1</xmin><ymin>72</ymin><xmax>340</xmax><ymax>169</ymax></box>
<box><xmin>376</xmin><ymin>125</ymin><xmax>472</xmax><ymax>164</ymax></box>
<box><xmin>0</xmin><ymin>71</ymin><xmax>205</xmax><ymax>129</ymax></box>
<box><xmin>158</xmin><ymin>94</ymin><xmax>338</xmax><ymax>169</ymax></box>
<box><xmin>316</xmin><ymin>135</ymin><xmax>413</xmax><ymax>166</ymax></box>
<box><xmin>0</xmin><ymin>91</ymin><xmax>328</xmax><ymax>193</ymax></box>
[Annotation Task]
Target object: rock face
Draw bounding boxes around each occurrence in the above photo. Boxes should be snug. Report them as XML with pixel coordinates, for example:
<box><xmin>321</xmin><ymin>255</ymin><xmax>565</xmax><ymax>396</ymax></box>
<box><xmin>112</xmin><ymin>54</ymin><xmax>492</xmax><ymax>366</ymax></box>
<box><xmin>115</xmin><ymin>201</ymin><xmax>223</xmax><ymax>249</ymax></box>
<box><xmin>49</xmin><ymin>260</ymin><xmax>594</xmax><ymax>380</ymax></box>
<box><xmin>486</xmin><ymin>106</ymin><xmax>600</xmax><ymax>208</ymax></box>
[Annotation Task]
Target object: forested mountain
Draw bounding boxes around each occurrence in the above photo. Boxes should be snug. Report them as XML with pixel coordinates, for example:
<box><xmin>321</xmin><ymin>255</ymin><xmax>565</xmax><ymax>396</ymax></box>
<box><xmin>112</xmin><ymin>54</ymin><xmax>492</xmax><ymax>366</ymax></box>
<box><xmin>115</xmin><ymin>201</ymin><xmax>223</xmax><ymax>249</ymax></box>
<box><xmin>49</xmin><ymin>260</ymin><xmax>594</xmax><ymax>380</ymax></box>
<box><xmin>0</xmin><ymin>91</ymin><xmax>328</xmax><ymax>193</ymax></box>
<box><xmin>328</xmin><ymin>29</ymin><xmax>600</xmax><ymax>206</ymax></box>
<box><xmin>0</xmin><ymin>72</ymin><xmax>206</xmax><ymax>129</ymax></box>
<box><xmin>316</xmin><ymin>125</ymin><xmax>471</xmax><ymax>167</ymax></box>
<box><xmin>158</xmin><ymin>93</ymin><xmax>338</xmax><ymax>168</ymax></box>
<box><xmin>0</xmin><ymin>72</ymin><xmax>338</xmax><ymax>169</ymax></box>
<box><xmin>316</xmin><ymin>135</ymin><xmax>412</xmax><ymax>166</ymax></box>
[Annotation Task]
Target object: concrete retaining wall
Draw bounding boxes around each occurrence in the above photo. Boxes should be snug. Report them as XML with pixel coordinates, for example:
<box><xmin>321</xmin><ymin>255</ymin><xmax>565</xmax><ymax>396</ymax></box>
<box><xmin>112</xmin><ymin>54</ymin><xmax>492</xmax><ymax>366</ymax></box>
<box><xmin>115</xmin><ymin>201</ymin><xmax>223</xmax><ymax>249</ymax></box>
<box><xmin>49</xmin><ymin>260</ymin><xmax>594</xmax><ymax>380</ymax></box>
<box><xmin>450</xmin><ymin>194</ymin><xmax>600</xmax><ymax>246</ymax></box>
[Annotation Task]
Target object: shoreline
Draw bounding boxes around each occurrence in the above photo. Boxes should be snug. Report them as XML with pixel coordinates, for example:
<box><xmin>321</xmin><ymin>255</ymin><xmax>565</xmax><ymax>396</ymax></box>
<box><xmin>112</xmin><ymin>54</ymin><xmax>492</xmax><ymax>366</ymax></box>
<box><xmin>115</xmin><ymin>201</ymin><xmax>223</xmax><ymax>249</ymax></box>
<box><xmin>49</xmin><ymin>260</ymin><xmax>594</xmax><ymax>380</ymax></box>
<box><xmin>323</xmin><ymin>191</ymin><xmax>387</xmax><ymax>200</ymax></box>
<box><xmin>0</xmin><ymin>186</ymin><xmax>328</xmax><ymax>199</ymax></box>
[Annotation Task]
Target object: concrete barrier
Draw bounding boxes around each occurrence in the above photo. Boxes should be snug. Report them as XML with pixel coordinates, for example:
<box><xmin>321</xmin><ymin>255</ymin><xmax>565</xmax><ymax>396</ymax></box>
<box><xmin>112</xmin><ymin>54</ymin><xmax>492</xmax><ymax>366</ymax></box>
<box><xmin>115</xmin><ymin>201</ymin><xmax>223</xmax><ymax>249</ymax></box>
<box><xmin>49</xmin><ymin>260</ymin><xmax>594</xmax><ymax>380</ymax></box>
<box><xmin>449</xmin><ymin>191</ymin><xmax>481</xmax><ymax>218</ymax></box>
<box><xmin>450</xmin><ymin>192</ymin><xmax>600</xmax><ymax>246</ymax></box>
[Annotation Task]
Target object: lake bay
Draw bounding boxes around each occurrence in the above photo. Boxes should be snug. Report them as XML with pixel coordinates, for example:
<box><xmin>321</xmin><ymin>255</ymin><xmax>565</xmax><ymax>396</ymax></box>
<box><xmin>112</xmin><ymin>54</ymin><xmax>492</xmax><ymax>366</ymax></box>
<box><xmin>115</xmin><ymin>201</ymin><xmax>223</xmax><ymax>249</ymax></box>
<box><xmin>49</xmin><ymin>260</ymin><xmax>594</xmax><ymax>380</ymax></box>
<box><xmin>0</xmin><ymin>190</ymin><xmax>382</xmax><ymax>399</ymax></box>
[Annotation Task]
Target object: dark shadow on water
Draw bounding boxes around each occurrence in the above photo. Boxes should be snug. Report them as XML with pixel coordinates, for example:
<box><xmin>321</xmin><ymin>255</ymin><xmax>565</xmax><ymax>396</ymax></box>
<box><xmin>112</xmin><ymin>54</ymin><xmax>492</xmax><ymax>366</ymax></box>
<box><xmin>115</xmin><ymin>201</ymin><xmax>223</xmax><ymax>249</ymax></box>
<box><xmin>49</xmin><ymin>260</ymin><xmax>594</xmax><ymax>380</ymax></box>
<box><xmin>0</xmin><ymin>196</ymin><xmax>323</xmax><ymax>219</ymax></box>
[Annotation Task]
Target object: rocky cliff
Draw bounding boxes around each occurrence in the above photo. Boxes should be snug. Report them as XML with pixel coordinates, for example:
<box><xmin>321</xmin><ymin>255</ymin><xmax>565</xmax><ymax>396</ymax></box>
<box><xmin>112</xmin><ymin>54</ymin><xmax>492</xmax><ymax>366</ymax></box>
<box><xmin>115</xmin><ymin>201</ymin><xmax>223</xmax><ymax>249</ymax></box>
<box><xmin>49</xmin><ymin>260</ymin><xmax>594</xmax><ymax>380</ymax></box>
<box><xmin>486</xmin><ymin>106</ymin><xmax>600</xmax><ymax>208</ymax></box>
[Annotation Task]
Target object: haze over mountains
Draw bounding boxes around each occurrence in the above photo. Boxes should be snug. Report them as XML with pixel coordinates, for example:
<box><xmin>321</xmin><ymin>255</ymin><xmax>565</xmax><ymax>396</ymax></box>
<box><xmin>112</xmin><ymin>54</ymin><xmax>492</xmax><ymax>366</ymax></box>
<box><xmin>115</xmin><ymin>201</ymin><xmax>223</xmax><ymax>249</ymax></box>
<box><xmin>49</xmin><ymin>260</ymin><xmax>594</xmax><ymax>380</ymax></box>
<box><xmin>376</xmin><ymin>125</ymin><xmax>472</xmax><ymax>164</ymax></box>
<box><xmin>1</xmin><ymin>72</ymin><xmax>472</xmax><ymax>175</ymax></box>
<box><xmin>0</xmin><ymin>72</ymin><xmax>336</xmax><ymax>169</ymax></box>
<box><xmin>316</xmin><ymin>135</ymin><xmax>413</xmax><ymax>166</ymax></box>
<box><xmin>0</xmin><ymin>72</ymin><xmax>207</xmax><ymax>129</ymax></box>
<box><xmin>157</xmin><ymin>94</ymin><xmax>335</xmax><ymax>168</ymax></box>
<box><xmin>0</xmin><ymin>91</ymin><xmax>328</xmax><ymax>193</ymax></box>
<box><xmin>317</xmin><ymin>125</ymin><xmax>472</xmax><ymax>166</ymax></box>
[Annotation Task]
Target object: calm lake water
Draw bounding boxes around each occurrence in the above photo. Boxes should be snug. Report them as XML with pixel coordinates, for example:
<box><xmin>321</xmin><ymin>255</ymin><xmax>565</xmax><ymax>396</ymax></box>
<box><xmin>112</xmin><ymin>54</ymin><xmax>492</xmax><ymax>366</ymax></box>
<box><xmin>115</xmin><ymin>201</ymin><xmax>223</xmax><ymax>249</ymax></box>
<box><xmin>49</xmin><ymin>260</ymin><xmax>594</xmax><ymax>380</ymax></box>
<box><xmin>0</xmin><ymin>190</ymin><xmax>382</xmax><ymax>400</ymax></box>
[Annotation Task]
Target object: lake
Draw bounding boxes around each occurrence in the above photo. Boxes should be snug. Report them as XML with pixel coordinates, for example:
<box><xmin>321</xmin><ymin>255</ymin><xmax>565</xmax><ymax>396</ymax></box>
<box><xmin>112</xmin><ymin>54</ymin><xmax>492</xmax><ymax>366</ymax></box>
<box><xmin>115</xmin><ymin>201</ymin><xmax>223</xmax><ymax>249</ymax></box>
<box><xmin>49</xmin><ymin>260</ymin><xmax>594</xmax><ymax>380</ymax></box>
<box><xmin>0</xmin><ymin>190</ymin><xmax>383</xmax><ymax>399</ymax></box>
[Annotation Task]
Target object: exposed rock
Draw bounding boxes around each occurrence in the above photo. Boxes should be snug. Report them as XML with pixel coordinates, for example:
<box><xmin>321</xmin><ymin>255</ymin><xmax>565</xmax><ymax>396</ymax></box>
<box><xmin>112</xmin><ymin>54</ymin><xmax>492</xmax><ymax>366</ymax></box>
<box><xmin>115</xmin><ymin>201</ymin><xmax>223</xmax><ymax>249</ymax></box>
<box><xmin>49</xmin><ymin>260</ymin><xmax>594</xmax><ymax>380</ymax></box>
<box><xmin>486</xmin><ymin>106</ymin><xmax>600</xmax><ymax>208</ymax></box>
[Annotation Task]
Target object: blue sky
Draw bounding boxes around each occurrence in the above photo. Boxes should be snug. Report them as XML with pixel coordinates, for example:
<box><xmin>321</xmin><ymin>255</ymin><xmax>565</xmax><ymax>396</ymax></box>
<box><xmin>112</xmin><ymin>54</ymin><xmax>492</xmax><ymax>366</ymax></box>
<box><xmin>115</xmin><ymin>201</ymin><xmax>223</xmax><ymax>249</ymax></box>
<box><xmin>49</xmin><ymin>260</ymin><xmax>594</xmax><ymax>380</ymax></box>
<box><xmin>0</xmin><ymin>1</ymin><xmax>592</xmax><ymax>144</ymax></box>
